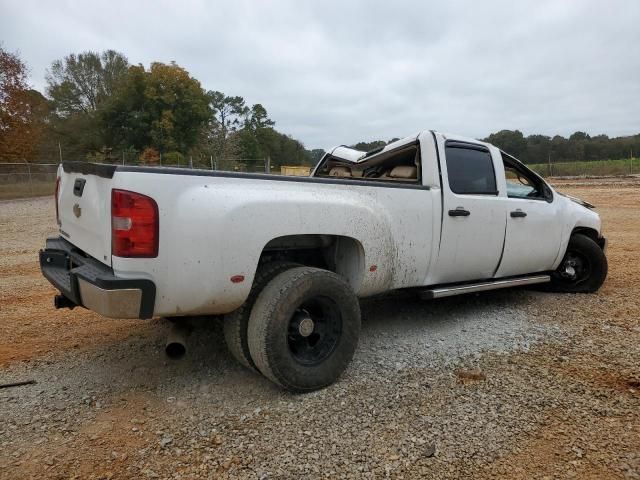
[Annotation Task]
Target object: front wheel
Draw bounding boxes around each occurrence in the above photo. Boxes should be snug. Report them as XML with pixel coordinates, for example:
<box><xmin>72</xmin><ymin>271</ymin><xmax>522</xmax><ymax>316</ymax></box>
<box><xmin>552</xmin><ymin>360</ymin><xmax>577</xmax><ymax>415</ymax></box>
<box><xmin>247</xmin><ymin>267</ymin><xmax>361</xmax><ymax>392</ymax></box>
<box><xmin>549</xmin><ymin>233</ymin><xmax>608</xmax><ymax>293</ymax></box>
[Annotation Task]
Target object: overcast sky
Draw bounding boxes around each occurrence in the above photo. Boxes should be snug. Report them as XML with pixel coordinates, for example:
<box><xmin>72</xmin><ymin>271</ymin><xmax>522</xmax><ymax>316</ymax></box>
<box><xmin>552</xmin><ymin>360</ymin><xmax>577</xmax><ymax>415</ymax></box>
<box><xmin>2</xmin><ymin>0</ymin><xmax>639</xmax><ymax>149</ymax></box>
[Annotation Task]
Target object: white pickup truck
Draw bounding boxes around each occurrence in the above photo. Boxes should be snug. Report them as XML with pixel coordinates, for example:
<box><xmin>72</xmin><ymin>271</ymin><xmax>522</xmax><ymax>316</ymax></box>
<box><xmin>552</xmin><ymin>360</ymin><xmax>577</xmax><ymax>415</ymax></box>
<box><xmin>40</xmin><ymin>130</ymin><xmax>608</xmax><ymax>391</ymax></box>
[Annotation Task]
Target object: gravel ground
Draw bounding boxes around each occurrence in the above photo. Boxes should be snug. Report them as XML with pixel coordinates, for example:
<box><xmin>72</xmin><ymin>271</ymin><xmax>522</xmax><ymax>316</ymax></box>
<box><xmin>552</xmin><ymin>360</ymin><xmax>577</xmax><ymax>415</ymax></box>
<box><xmin>0</xmin><ymin>183</ymin><xmax>639</xmax><ymax>479</ymax></box>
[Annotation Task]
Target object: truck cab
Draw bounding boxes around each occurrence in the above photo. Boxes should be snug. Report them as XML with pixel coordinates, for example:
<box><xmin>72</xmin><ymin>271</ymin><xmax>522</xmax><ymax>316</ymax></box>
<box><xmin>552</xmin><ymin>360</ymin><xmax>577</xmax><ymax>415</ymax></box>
<box><xmin>313</xmin><ymin>131</ymin><xmax>604</xmax><ymax>288</ymax></box>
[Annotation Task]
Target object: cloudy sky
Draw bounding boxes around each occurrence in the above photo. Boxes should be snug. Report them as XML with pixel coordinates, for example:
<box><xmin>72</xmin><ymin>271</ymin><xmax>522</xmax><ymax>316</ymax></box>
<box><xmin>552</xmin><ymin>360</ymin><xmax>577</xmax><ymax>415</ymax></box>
<box><xmin>2</xmin><ymin>0</ymin><xmax>639</xmax><ymax>149</ymax></box>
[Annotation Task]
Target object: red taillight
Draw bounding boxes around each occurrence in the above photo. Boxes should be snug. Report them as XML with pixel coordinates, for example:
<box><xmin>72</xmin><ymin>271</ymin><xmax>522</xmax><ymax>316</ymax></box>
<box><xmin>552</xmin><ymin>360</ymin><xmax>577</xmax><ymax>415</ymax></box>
<box><xmin>111</xmin><ymin>189</ymin><xmax>159</xmax><ymax>258</ymax></box>
<box><xmin>54</xmin><ymin>177</ymin><xmax>61</xmax><ymax>225</ymax></box>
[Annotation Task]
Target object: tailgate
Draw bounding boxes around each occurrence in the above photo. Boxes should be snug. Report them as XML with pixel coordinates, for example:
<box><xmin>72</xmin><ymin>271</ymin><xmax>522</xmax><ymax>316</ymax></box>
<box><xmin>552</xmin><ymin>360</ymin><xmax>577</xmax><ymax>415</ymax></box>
<box><xmin>57</xmin><ymin>163</ymin><xmax>117</xmax><ymax>266</ymax></box>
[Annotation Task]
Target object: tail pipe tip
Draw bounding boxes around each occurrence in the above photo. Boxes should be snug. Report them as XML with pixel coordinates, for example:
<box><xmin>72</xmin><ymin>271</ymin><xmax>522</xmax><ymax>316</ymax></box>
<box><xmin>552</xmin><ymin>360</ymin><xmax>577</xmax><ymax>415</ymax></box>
<box><xmin>165</xmin><ymin>323</ymin><xmax>192</xmax><ymax>360</ymax></box>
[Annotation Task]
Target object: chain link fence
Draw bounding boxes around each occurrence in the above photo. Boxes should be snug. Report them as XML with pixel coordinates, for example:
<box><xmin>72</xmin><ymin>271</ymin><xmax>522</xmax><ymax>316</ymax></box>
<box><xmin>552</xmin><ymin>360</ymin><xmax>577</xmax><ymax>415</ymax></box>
<box><xmin>75</xmin><ymin>156</ymin><xmax>269</xmax><ymax>172</ymax></box>
<box><xmin>2</xmin><ymin>157</ymin><xmax>636</xmax><ymax>200</ymax></box>
<box><xmin>0</xmin><ymin>162</ymin><xmax>59</xmax><ymax>199</ymax></box>
<box><xmin>0</xmin><ymin>158</ymin><xmax>272</xmax><ymax>200</ymax></box>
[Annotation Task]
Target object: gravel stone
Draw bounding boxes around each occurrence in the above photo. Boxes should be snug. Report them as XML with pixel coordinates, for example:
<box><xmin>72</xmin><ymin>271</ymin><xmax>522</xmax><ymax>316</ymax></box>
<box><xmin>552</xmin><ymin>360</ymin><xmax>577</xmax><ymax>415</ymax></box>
<box><xmin>1</xmin><ymin>184</ymin><xmax>639</xmax><ymax>479</ymax></box>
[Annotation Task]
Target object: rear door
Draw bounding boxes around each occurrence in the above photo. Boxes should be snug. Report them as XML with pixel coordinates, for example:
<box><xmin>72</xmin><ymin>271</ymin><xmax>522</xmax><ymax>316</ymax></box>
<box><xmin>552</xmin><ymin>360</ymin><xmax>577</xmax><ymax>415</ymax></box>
<box><xmin>57</xmin><ymin>164</ymin><xmax>114</xmax><ymax>266</ymax></box>
<box><xmin>431</xmin><ymin>138</ymin><xmax>506</xmax><ymax>284</ymax></box>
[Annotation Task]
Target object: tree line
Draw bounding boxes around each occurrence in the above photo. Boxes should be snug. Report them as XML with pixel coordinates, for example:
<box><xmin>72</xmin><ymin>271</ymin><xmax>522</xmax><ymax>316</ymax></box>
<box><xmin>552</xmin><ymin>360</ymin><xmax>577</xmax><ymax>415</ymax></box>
<box><xmin>1</xmin><ymin>45</ymin><xmax>638</xmax><ymax>169</ymax></box>
<box><xmin>0</xmin><ymin>47</ymin><xmax>315</xmax><ymax>170</ymax></box>
<box><xmin>351</xmin><ymin>130</ymin><xmax>639</xmax><ymax>166</ymax></box>
<box><xmin>482</xmin><ymin>130</ymin><xmax>639</xmax><ymax>165</ymax></box>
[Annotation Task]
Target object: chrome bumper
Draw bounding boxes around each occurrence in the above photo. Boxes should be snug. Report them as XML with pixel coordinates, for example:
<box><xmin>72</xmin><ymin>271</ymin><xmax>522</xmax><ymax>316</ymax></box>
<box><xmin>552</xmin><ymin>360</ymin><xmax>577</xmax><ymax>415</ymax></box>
<box><xmin>39</xmin><ymin>237</ymin><xmax>155</xmax><ymax>319</ymax></box>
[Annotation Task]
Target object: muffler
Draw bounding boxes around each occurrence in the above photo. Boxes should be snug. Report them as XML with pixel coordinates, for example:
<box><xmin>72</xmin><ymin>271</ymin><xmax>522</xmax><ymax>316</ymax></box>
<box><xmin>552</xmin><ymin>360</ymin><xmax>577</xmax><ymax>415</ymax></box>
<box><xmin>165</xmin><ymin>322</ymin><xmax>192</xmax><ymax>359</ymax></box>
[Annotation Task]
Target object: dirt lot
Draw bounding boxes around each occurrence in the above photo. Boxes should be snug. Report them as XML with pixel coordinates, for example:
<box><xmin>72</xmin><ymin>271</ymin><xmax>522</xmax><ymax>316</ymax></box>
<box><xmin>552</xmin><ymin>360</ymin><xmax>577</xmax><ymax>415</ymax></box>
<box><xmin>0</xmin><ymin>180</ymin><xmax>639</xmax><ymax>479</ymax></box>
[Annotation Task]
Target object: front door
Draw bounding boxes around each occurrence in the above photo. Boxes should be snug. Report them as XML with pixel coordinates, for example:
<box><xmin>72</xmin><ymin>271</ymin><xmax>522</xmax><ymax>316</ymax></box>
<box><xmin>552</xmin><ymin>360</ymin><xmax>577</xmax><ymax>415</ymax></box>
<box><xmin>494</xmin><ymin>153</ymin><xmax>563</xmax><ymax>277</ymax></box>
<box><xmin>433</xmin><ymin>140</ymin><xmax>506</xmax><ymax>284</ymax></box>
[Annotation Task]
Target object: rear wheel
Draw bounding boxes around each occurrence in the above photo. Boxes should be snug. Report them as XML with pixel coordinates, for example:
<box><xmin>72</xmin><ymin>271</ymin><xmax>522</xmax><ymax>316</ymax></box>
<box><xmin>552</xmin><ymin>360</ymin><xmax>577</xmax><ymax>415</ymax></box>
<box><xmin>223</xmin><ymin>261</ymin><xmax>299</xmax><ymax>372</ymax></box>
<box><xmin>247</xmin><ymin>267</ymin><xmax>361</xmax><ymax>392</ymax></box>
<box><xmin>549</xmin><ymin>234</ymin><xmax>607</xmax><ymax>293</ymax></box>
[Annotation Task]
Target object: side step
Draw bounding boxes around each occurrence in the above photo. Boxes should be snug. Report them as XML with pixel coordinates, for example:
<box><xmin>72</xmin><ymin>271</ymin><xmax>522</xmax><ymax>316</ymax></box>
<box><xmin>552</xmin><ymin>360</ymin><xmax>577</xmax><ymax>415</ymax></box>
<box><xmin>419</xmin><ymin>274</ymin><xmax>550</xmax><ymax>300</ymax></box>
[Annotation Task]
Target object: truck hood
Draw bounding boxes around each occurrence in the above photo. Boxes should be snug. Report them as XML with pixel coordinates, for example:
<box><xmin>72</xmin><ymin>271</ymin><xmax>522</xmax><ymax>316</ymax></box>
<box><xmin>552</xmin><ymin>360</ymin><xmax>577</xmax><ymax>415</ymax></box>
<box><xmin>557</xmin><ymin>191</ymin><xmax>595</xmax><ymax>209</ymax></box>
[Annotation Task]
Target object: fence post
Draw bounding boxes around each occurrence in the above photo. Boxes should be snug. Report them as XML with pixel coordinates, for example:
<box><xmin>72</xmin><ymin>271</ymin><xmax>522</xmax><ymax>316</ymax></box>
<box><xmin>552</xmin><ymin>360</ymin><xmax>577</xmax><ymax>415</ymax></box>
<box><xmin>23</xmin><ymin>160</ymin><xmax>33</xmax><ymax>195</ymax></box>
<box><xmin>265</xmin><ymin>156</ymin><xmax>270</xmax><ymax>174</ymax></box>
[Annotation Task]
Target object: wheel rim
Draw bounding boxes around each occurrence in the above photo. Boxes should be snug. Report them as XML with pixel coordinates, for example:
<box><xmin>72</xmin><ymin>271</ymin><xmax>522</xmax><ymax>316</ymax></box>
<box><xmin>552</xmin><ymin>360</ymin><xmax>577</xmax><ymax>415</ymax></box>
<box><xmin>287</xmin><ymin>296</ymin><xmax>342</xmax><ymax>366</ymax></box>
<box><xmin>555</xmin><ymin>249</ymin><xmax>591</xmax><ymax>286</ymax></box>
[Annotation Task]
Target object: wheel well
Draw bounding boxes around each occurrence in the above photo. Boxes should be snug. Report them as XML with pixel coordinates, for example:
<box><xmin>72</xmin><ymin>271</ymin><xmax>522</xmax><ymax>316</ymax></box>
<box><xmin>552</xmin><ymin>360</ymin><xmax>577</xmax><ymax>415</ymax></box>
<box><xmin>259</xmin><ymin>235</ymin><xmax>365</xmax><ymax>291</ymax></box>
<box><xmin>571</xmin><ymin>227</ymin><xmax>598</xmax><ymax>242</ymax></box>
<box><xmin>571</xmin><ymin>227</ymin><xmax>605</xmax><ymax>250</ymax></box>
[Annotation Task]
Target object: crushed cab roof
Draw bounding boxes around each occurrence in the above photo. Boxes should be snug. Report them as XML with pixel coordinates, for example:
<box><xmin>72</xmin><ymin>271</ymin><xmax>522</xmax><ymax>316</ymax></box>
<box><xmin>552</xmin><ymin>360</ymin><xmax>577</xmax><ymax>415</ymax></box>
<box><xmin>328</xmin><ymin>133</ymin><xmax>420</xmax><ymax>163</ymax></box>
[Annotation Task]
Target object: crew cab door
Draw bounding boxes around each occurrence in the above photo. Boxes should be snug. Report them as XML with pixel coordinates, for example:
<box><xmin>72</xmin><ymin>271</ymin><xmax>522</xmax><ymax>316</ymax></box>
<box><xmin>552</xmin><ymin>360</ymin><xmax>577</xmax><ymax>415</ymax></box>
<box><xmin>493</xmin><ymin>153</ymin><xmax>563</xmax><ymax>277</ymax></box>
<box><xmin>432</xmin><ymin>139</ymin><xmax>506</xmax><ymax>284</ymax></box>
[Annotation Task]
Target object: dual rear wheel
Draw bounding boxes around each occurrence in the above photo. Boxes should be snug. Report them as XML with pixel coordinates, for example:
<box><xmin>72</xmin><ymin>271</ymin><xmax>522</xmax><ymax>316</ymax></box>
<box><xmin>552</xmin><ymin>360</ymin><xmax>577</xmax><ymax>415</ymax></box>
<box><xmin>224</xmin><ymin>264</ymin><xmax>361</xmax><ymax>392</ymax></box>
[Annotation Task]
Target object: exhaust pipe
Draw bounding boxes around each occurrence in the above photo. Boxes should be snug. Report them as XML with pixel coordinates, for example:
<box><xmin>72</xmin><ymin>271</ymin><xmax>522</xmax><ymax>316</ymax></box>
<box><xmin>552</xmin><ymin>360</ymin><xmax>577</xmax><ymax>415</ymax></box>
<box><xmin>54</xmin><ymin>294</ymin><xmax>76</xmax><ymax>310</ymax></box>
<box><xmin>165</xmin><ymin>322</ymin><xmax>191</xmax><ymax>359</ymax></box>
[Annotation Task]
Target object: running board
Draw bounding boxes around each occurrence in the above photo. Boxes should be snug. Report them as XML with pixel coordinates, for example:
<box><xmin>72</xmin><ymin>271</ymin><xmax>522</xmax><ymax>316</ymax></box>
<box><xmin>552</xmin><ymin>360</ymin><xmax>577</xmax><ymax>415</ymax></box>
<box><xmin>420</xmin><ymin>275</ymin><xmax>550</xmax><ymax>299</ymax></box>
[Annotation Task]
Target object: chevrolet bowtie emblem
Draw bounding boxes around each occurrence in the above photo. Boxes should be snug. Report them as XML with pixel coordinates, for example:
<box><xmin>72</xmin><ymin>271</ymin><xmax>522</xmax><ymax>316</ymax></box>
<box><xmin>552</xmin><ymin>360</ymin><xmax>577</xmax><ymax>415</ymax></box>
<box><xmin>73</xmin><ymin>203</ymin><xmax>82</xmax><ymax>218</ymax></box>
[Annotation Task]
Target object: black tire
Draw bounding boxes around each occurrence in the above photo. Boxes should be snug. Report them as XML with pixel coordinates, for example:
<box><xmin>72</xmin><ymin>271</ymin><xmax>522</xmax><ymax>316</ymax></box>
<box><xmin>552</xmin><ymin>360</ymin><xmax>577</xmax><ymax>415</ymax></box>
<box><xmin>223</xmin><ymin>261</ymin><xmax>299</xmax><ymax>372</ymax></box>
<box><xmin>247</xmin><ymin>267</ymin><xmax>361</xmax><ymax>392</ymax></box>
<box><xmin>549</xmin><ymin>233</ymin><xmax>608</xmax><ymax>293</ymax></box>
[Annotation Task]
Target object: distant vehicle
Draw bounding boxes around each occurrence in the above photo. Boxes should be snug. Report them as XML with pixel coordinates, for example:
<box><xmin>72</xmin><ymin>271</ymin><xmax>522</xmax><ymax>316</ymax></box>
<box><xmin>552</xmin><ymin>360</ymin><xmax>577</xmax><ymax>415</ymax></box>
<box><xmin>40</xmin><ymin>130</ymin><xmax>608</xmax><ymax>391</ymax></box>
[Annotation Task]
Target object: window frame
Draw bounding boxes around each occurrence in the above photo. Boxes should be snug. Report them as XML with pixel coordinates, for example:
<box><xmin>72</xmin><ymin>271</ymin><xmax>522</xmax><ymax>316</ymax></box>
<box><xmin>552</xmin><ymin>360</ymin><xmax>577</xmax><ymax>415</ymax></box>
<box><xmin>501</xmin><ymin>152</ymin><xmax>553</xmax><ymax>203</ymax></box>
<box><xmin>444</xmin><ymin>140</ymin><xmax>499</xmax><ymax>196</ymax></box>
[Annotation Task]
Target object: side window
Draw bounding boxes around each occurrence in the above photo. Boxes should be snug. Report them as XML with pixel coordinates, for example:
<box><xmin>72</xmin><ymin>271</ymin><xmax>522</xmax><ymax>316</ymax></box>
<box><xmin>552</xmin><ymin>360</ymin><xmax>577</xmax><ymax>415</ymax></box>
<box><xmin>445</xmin><ymin>145</ymin><xmax>497</xmax><ymax>195</ymax></box>
<box><xmin>502</xmin><ymin>154</ymin><xmax>543</xmax><ymax>199</ymax></box>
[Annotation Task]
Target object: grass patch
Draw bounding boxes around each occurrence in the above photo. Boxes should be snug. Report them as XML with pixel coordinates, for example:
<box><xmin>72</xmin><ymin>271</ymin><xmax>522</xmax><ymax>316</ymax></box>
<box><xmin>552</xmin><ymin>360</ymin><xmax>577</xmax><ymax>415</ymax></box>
<box><xmin>528</xmin><ymin>158</ymin><xmax>637</xmax><ymax>177</ymax></box>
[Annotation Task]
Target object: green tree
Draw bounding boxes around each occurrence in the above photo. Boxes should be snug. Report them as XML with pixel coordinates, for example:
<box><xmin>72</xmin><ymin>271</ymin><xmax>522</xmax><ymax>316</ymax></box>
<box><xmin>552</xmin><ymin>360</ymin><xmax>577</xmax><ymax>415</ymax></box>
<box><xmin>307</xmin><ymin>149</ymin><xmax>326</xmax><ymax>165</ymax></box>
<box><xmin>204</xmin><ymin>91</ymin><xmax>248</xmax><ymax>161</ymax></box>
<box><xmin>0</xmin><ymin>47</ymin><xmax>49</xmax><ymax>161</ymax></box>
<box><xmin>101</xmin><ymin>62</ymin><xmax>210</xmax><ymax>155</ymax></box>
<box><xmin>483</xmin><ymin>130</ymin><xmax>528</xmax><ymax>160</ymax></box>
<box><xmin>525</xmin><ymin>134</ymin><xmax>551</xmax><ymax>164</ymax></box>
<box><xmin>351</xmin><ymin>140</ymin><xmax>386</xmax><ymax>151</ymax></box>
<box><xmin>46</xmin><ymin>50</ymin><xmax>128</xmax><ymax>116</ymax></box>
<box><xmin>237</xmin><ymin>103</ymin><xmax>275</xmax><ymax>165</ymax></box>
<box><xmin>99</xmin><ymin>65</ymin><xmax>149</xmax><ymax>151</ymax></box>
<box><xmin>144</xmin><ymin>62</ymin><xmax>210</xmax><ymax>153</ymax></box>
<box><xmin>45</xmin><ymin>50</ymin><xmax>129</xmax><ymax>159</ymax></box>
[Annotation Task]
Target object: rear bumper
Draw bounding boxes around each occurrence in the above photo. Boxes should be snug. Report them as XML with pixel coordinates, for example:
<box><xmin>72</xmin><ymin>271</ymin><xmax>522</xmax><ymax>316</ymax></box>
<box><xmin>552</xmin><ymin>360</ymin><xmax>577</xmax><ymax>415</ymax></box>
<box><xmin>39</xmin><ymin>237</ymin><xmax>155</xmax><ymax>319</ymax></box>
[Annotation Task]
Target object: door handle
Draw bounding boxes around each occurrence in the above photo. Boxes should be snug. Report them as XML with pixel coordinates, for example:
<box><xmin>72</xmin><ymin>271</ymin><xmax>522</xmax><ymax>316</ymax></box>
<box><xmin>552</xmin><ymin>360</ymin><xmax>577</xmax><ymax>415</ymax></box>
<box><xmin>510</xmin><ymin>210</ymin><xmax>527</xmax><ymax>218</ymax></box>
<box><xmin>448</xmin><ymin>208</ymin><xmax>470</xmax><ymax>217</ymax></box>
